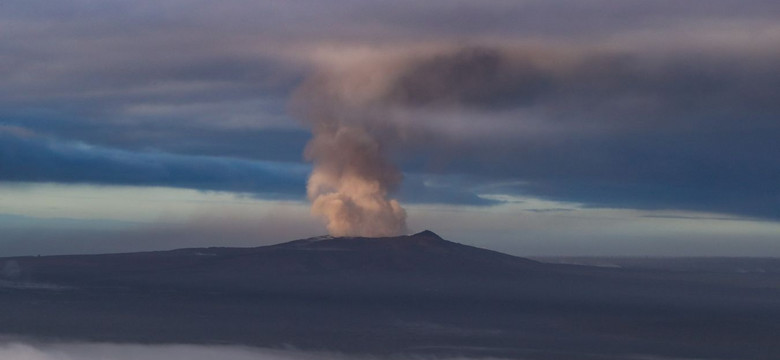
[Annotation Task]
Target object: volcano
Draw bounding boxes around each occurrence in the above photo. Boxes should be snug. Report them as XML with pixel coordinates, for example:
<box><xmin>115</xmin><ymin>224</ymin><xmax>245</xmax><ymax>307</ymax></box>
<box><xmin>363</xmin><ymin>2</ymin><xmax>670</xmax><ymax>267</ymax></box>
<box><xmin>1</xmin><ymin>231</ymin><xmax>780</xmax><ymax>359</ymax></box>
<box><xmin>2</xmin><ymin>230</ymin><xmax>541</xmax><ymax>292</ymax></box>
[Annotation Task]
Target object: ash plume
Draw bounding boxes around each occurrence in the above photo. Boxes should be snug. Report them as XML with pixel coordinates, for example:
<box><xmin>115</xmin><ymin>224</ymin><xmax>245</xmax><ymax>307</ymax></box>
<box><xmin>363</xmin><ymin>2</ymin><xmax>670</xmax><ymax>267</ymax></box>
<box><xmin>294</xmin><ymin>42</ymin><xmax>780</xmax><ymax>232</ymax></box>
<box><xmin>294</xmin><ymin>63</ymin><xmax>409</xmax><ymax>237</ymax></box>
<box><xmin>292</xmin><ymin>46</ymin><xmax>550</xmax><ymax>237</ymax></box>
<box><xmin>304</xmin><ymin>126</ymin><xmax>407</xmax><ymax>237</ymax></box>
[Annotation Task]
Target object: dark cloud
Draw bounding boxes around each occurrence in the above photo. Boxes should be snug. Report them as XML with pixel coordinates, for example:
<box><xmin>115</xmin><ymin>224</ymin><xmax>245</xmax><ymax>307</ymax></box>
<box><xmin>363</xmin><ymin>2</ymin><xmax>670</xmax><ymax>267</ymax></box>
<box><xmin>418</xmin><ymin>115</ymin><xmax>780</xmax><ymax>218</ymax></box>
<box><xmin>0</xmin><ymin>129</ymin><xmax>307</xmax><ymax>197</ymax></box>
<box><xmin>0</xmin><ymin>1</ymin><xmax>306</xmax><ymax>163</ymax></box>
<box><xmin>2</xmin><ymin>114</ymin><xmax>311</xmax><ymax>163</ymax></box>
<box><xmin>386</xmin><ymin>47</ymin><xmax>552</xmax><ymax>109</ymax></box>
<box><xmin>382</xmin><ymin>46</ymin><xmax>780</xmax><ymax>119</ymax></box>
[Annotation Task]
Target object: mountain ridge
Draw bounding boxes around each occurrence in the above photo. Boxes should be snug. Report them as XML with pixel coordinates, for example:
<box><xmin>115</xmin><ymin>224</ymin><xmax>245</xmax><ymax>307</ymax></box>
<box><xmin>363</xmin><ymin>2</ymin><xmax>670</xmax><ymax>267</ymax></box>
<box><xmin>0</xmin><ymin>230</ymin><xmax>541</xmax><ymax>290</ymax></box>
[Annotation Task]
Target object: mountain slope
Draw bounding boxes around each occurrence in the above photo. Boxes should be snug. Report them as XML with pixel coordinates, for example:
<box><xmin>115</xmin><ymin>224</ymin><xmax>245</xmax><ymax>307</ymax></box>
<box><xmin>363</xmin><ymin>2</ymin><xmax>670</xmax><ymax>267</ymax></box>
<box><xmin>1</xmin><ymin>230</ymin><xmax>540</xmax><ymax>290</ymax></box>
<box><xmin>2</xmin><ymin>231</ymin><xmax>780</xmax><ymax>359</ymax></box>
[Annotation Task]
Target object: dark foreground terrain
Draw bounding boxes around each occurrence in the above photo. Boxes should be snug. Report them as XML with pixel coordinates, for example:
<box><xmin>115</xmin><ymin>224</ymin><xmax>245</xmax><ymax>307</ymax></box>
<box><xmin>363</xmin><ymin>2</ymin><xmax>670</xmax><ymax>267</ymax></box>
<box><xmin>1</xmin><ymin>231</ymin><xmax>779</xmax><ymax>359</ymax></box>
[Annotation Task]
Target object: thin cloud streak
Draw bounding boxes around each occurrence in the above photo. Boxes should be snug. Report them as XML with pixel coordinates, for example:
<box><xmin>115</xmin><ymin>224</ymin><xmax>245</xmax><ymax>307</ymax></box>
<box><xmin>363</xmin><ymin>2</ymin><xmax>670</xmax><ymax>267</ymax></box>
<box><xmin>0</xmin><ymin>128</ymin><xmax>308</xmax><ymax>197</ymax></box>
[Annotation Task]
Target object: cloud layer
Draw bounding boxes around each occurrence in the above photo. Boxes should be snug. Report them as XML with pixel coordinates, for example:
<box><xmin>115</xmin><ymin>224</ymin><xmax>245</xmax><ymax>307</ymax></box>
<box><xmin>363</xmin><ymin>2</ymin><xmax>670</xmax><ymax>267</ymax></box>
<box><xmin>0</xmin><ymin>127</ymin><xmax>307</xmax><ymax>196</ymax></box>
<box><xmin>1</xmin><ymin>0</ymin><xmax>779</xmax><ymax>219</ymax></box>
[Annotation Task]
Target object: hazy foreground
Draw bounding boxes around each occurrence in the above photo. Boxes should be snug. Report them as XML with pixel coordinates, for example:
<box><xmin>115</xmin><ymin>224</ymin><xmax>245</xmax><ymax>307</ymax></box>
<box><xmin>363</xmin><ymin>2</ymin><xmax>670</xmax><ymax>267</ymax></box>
<box><xmin>1</xmin><ymin>232</ymin><xmax>778</xmax><ymax>360</ymax></box>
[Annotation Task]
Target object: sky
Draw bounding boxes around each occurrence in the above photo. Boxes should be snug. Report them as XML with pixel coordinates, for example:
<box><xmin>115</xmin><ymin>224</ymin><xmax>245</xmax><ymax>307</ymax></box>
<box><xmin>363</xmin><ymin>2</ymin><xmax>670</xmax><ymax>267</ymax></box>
<box><xmin>1</xmin><ymin>0</ymin><xmax>779</xmax><ymax>256</ymax></box>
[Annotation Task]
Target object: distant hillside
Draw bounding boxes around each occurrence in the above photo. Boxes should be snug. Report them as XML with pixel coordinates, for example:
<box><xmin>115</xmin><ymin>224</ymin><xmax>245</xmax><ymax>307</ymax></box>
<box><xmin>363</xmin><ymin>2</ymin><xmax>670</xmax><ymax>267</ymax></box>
<box><xmin>0</xmin><ymin>230</ymin><xmax>541</xmax><ymax>291</ymax></box>
<box><xmin>1</xmin><ymin>231</ymin><xmax>779</xmax><ymax>359</ymax></box>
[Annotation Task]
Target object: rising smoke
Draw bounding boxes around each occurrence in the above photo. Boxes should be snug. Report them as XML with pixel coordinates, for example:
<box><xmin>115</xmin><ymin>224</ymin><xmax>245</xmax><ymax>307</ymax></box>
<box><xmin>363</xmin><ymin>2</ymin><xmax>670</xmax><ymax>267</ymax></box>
<box><xmin>293</xmin><ymin>46</ymin><xmax>549</xmax><ymax>237</ymax></box>
<box><xmin>294</xmin><ymin>60</ymin><xmax>410</xmax><ymax>237</ymax></box>
<box><xmin>294</xmin><ymin>43</ymin><xmax>780</xmax><ymax>234</ymax></box>
<box><xmin>304</xmin><ymin>127</ymin><xmax>407</xmax><ymax>237</ymax></box>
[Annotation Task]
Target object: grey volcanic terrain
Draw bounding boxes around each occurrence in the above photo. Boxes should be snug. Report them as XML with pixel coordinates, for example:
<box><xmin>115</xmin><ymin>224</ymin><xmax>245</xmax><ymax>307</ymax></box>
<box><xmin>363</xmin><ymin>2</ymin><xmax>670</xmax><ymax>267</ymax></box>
<box><xmin>1</xmin><ymin>231</ymin><xmax>779</xmax><ymax>359</ymax></box>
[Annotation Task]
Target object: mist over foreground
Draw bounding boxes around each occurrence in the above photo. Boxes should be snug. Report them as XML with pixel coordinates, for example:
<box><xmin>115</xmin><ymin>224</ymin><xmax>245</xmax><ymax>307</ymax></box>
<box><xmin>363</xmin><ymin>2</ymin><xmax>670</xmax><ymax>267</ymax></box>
<box><xmin>0</xmin><ymin>340</ymin><xmax>710</xmax><ymax>360</ymax></box>
<box><xmin>0</xmin><ymin>342</ymin><xmax>351</xmax><ymax>360</ymax></box>
<box><xmin>1</xmin><ymin>231</ymin><xmax>779</xmax><ymax>360</ymax></box>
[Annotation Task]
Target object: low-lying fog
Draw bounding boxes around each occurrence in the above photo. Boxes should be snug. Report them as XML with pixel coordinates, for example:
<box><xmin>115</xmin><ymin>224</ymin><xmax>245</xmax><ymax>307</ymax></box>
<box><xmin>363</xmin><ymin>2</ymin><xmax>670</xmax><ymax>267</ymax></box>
<box><xmin>0</xmin><ymin>341</ymin><xmax>505</xmax><ymax>360</ymax></box>
<box><xmin>0</xmin><ymin>340</ymin><xmax>714</xmax><ymax>360</ymax></box>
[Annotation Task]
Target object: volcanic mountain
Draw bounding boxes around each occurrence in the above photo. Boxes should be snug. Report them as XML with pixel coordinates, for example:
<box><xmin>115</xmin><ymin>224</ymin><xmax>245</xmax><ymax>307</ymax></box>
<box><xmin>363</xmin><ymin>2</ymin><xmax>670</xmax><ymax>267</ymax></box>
<box><xmin>2</xmin><ymin>231</ymin><xmax>780</xmax><ymax>359</ymax></box>
<box><xmin>2</xmin><ymin>230</ymin><xmax>541</xmax><ymax>291</ymax></box>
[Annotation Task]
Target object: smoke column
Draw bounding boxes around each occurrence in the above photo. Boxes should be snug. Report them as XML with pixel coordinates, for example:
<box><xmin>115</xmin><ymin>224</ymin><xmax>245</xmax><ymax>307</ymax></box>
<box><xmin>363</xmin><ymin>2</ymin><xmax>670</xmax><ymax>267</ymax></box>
<box><xmin>295</xmin><ymin>68</ymin><xmax>408</xmax><ymax>237</ymax></box>
<box><xmin>294</xmin><ymin>46</ymin><xmax>546</xmax><ymax>237</ymax></box>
